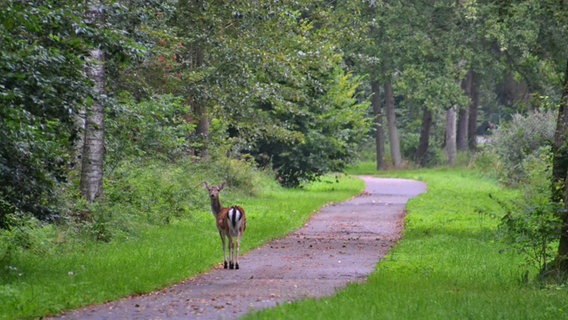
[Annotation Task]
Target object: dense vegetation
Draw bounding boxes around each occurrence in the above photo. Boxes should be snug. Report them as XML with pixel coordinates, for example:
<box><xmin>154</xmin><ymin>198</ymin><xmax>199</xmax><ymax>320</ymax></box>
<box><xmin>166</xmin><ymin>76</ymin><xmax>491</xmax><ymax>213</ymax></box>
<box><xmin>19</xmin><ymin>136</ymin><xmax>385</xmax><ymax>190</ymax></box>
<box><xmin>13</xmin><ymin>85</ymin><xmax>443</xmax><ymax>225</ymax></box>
<box><xmin>0</xmin><ymin>0</ymin><xmax>567</xmax><ymax>318</ymax></box>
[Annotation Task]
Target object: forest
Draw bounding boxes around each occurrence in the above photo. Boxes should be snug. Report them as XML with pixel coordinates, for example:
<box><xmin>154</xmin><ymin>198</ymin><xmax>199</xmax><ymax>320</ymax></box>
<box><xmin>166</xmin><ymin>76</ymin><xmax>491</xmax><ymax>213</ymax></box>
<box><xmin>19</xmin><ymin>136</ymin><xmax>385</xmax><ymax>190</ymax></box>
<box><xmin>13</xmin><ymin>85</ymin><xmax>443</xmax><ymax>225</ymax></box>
<box><xmin>0</xmin><ymin>0</ymin><xmax>567</xmax><ymax>318</ymax></box>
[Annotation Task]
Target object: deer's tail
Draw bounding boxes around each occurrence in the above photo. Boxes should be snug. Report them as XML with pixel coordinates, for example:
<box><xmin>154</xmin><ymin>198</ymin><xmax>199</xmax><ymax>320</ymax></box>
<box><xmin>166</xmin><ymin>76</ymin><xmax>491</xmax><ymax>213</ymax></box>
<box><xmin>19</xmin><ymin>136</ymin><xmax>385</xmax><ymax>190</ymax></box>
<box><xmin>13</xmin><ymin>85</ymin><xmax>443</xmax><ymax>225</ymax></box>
<box><xmin>227</xmin><ymin>206</ymin><xmax>245</xmax><ymax>235</ymax></box>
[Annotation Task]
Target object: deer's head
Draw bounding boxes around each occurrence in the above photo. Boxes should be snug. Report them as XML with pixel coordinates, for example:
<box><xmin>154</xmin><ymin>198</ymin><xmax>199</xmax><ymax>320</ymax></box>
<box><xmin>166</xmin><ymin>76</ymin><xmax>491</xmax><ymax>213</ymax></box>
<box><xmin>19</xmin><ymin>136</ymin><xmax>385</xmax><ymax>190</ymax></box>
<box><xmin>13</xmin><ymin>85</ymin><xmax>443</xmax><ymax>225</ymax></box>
<box><xmin>204</xmin><ymin>181</ymin><xmax>225</xmax><ymax>200</ymax></box>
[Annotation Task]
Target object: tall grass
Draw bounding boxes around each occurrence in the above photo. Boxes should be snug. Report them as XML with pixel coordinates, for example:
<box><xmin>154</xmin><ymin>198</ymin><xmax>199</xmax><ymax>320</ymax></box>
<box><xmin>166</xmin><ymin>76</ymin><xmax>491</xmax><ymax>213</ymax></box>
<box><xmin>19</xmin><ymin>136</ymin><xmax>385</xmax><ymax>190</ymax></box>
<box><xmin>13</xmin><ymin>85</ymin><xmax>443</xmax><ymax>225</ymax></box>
<box><xmin>245</xmin><ymin>167</ymin><xmax>568</xmax><ymax>320</ymax></box>
<box><xmin>0</xmin><ymin>170</ymin><xmax>364</xmax><ymax>319</ymax></box>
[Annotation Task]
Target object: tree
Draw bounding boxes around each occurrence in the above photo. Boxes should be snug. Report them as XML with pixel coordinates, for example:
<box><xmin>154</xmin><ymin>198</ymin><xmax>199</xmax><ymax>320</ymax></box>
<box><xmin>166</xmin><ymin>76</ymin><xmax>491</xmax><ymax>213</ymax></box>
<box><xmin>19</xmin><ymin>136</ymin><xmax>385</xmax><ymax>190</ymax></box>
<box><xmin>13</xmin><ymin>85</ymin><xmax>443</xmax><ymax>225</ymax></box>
<box><xmin>159</xmin><ymin>1</ymin><xmax>372</xmax><ymax>185</ymax></box>
<box><xmin>174</xmin><ymin>0</ymin><xmax>215</xmax><ymax>157</ymax></box>
<box><xmin>467</xmin><ymin>71</ymin><xmax>480</xmax><ymax>150</ymax></box>
<box><xmin>457</xmin><ymin>70</ymin><xmax>472</xmax><ymax>151</ymax></box>
<box><xmin>371</xmin><ymin>80</ymin><xmax>386</xmax><ymax>170</ymax></box>
<box><xmin>416</xmin><ymin>108</ymin><xmax>433</xmax><ymax>167</ymax></box>
<box><xmin>354</xmin><ymin>0</ymin><xmax>405</xmax><ymax>169</ymax></box>
<box><xmin>499</xmin><ymin>0</ymin><xmax>567</xmax><ymax>274</ymax></box>
<box><xmin>552</xmin><ymin>60</ymin><xmax>568</xmax><ymax>272</ymax></box>
<box><xmin>445</xmin><ymin>105</ymin><xmax>457</xmax><ymax>165</ymax></box>
<box><xmin>79</xmin><ymin>0</ymin><xmax>106</xmax><ymax>202</ymax></box>
<box><xmin>78</xmin><ymin>0</ymin><xmax>168</xmax><ymax>201</ymax></box>
<box><xmin>384</xmin><ymin>82</ymin><xmax>402</xmax><ymax>167</ymax></box>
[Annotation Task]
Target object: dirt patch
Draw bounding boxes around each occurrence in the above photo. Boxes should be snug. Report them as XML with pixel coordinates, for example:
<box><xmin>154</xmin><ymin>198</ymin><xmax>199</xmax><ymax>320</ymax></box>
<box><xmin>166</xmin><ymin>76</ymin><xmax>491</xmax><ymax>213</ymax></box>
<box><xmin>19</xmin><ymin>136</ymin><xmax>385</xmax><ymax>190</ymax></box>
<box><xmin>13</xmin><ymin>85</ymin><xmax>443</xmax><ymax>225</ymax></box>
<box><xmin>51</xmin><ymin>177</ymin><xmax>426</xmax><ymax>320</ymax></box>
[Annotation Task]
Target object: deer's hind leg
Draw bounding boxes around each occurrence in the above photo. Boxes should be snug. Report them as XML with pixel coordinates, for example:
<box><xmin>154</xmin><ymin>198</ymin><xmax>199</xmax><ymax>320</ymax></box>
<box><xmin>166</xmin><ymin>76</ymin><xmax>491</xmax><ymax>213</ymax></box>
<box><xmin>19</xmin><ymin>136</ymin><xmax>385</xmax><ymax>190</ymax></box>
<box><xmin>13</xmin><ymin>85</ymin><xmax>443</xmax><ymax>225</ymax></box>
<box><xmin>234</xmin><ymin>234</ymin><xmax>242</xmax><ymax>269</ymax></box>
<box><xmin>228</xmin><ymin>235</ymin><xmax>235</xmax><ymax>269</ymax></box>
<box><xmin>219</xmin><ymin>231</ymin><xmax>228</xmax><ymax>269</ymax></box>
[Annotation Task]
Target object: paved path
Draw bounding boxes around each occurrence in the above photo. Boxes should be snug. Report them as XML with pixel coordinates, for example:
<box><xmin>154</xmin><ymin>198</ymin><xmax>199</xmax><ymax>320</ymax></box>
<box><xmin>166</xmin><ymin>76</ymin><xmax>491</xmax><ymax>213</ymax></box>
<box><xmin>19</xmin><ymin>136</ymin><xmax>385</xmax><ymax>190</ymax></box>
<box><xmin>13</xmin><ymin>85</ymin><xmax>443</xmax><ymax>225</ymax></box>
<box><xmin>52</xmin><ymin>177</ymin><xmax>426</xmax><ymax>320</ymax></box>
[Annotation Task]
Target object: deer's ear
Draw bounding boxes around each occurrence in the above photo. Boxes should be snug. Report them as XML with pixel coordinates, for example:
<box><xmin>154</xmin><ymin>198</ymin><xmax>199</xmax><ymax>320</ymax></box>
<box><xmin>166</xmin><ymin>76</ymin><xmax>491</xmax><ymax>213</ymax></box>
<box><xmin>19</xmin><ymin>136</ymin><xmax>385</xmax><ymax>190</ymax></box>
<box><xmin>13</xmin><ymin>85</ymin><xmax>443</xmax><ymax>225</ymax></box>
<box><xmin>203</xmin><ymin>181</ymin><xmax>210</xmax><ymax>189</ymax></box>
<box><xmin>219</xmin><ymin>182</ymin><xmax>226</xmax><ymax>190</ymax></box>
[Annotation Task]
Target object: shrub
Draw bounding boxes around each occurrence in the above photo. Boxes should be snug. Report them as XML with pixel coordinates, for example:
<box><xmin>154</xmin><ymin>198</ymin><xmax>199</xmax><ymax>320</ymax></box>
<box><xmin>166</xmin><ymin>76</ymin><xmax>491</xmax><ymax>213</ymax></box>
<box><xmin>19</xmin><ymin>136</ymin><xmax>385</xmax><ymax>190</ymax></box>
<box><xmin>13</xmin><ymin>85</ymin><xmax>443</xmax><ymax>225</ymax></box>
<box><xmin>480</xmin><ymin>116</ymin><xmax>562</xmax><ymax>276</ymax></box>
<box><xmin>495</xmin><ymin>146</ymin><xmax>562</xmax><ymax>274</ymax></box>
<box><xmin>490</xmin><ymin>109</ymin><xmax>556</xmax><ymax>186</ymax></box>
<box><xmin>471</xmin><ymin>145</ymin><xmax>502</xmax><ymax>178</ymax></box>
<box><xmin>498</xmin><ymin>199</ymin><xmax>562</xmax><ymax>274</ymax></box>
<box><xmin>0</xmin><ymin>213</ymin><xmax>58</xmax><ymax>262</ymax></box>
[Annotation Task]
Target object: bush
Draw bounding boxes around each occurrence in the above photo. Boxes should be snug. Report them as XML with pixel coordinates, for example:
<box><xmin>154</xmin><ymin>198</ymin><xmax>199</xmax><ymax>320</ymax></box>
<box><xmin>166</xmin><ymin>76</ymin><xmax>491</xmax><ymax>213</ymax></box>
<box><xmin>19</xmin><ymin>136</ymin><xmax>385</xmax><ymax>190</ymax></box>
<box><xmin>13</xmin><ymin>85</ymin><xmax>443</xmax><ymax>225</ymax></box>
<box><xmin>0</xmin><ymin>155</ymin><xmax>271</xmax><ymax>265</ymax></box>
<box><xmin>498</xmin><ymin>199</ymin><xmax>562</xmax><ymax>273</ymax></box>
<box><xmin>494</xmin><ymin>145</ymin><xmax>562</xmax><ymax>274</ymax></box>
<box><xmin>480</xmin><ymin>111</ymin><xmax>562</xmax><ymax>276</ymax></box>
<box><xmin>103</xmin><ymin>156</ymin><xmax>268</xmax><ymax>228</ymax></box>
<box><xmin>0</xmin><ymin>213</ymin><xmax>58</xmax><ymax>262</ymax></box>
<box><xmin>490</xmin><ymin>109</ymin><xmax>556</xmax><ymax>186</ymax></box>
<box><xmin>471</xmin><ymin>145</ymin><xmax>501</xmax><ymax>178</ymax></box>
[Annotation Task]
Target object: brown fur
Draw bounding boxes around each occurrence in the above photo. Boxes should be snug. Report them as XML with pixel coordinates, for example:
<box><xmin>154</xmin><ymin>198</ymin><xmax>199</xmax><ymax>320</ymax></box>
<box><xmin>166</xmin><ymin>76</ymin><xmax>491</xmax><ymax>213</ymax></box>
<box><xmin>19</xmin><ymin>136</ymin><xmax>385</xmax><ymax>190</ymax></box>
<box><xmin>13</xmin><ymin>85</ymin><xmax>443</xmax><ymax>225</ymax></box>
<box><xmin>204</xmin><ymin>182</ymin><xmax>247</xmax><ymax>269</ymax></box>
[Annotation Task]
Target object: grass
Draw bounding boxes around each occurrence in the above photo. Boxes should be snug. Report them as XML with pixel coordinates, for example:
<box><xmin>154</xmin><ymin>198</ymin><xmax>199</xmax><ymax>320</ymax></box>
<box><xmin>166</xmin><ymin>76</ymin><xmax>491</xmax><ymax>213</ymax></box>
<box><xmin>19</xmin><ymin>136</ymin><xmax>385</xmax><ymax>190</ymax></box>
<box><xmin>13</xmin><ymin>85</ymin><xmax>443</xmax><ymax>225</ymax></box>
<box><xmin>244</xmin><ymin>164</ymin><xmax>568</xmax><ymax>320</ymax></box>
<box><xmin>0</xmin><ymin>174</ymin><xmax>364</xmax><ymax>320</ymax></box>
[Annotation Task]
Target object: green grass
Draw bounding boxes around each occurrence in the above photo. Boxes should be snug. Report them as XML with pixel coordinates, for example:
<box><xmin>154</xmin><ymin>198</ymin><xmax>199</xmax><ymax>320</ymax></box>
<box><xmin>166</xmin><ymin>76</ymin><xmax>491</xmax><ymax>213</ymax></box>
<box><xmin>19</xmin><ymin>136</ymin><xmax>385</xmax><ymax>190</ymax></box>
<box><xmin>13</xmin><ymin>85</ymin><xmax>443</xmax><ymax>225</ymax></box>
<box><xmin>0</xmin><ymin>175</ymin><xmax>364</xmax><ymax>320</ymax></box>
<box><xmin>245</xmin><ymin>165</ymin><xmax>568</xmax><ymax>320</ymax></box>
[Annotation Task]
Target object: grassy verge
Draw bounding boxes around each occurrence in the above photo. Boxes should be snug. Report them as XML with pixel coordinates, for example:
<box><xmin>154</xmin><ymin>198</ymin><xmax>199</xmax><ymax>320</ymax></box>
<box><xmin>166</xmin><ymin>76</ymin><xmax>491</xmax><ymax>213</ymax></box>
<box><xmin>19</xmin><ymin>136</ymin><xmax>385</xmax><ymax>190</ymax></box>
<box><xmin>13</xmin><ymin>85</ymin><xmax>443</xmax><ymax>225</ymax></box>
<box><xmin>245</xmin><ymin>165</ymin><xmax>568</xmax><ymax>320</ymax></box>
<box><xmin>0</xmin><ymin>174</ymin><xmax>364</xmax><ymax>319</ymax></box>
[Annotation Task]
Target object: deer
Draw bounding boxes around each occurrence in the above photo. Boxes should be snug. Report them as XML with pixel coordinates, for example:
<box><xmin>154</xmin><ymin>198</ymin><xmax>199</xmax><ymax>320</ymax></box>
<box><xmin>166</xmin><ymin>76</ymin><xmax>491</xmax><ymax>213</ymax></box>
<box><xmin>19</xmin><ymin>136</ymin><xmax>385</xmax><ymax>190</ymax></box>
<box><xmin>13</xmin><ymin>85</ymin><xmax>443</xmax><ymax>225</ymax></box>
<box><xmin>203</xmin><ymin>181</ymin><xmax>247</xmax><ymax>269</ymax></box>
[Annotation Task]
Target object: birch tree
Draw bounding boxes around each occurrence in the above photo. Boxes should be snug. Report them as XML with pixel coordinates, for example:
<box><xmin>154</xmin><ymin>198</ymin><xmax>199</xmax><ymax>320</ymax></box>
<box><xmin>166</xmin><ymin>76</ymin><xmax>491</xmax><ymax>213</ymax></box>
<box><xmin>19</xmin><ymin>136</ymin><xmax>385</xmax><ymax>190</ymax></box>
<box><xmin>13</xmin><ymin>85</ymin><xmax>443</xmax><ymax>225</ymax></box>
<box><xmin>384</xmin><ymin>82</ymin><xmax>402</xmax><ymax>167</ymax></box>
<box><xmin>80</xmin><ymin>0</ymin><xmax>106</xmax><ymax>202</ymax></box>
<box><xmin>371</xmin><ymin>81</ymin><xmax>386</xmax><ymax>170</ymax></box>
<box><xmin>445</xmin><ymin>105</ymin><xmax>457</xmax><ymax>165</ymax></box>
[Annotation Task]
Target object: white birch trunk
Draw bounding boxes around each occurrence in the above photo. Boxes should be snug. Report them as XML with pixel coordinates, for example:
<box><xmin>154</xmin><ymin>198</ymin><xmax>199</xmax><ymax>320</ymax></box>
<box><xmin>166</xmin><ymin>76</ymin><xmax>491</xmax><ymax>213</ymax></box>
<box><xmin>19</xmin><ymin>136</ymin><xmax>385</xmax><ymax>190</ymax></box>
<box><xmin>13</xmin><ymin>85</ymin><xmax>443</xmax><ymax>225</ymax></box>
<box><xmin>80</xmin><ymin>1</ymin><xmax>105</xmax><ymax>202</ymax></box>
<box><xmin>371</xmin><ymin>81</ymin><xmax>385</xmax><ymax>170</ymax></box>
<box><xmin>384</xmin><ymin>82</ymin><xmax>402</xmax><ymax>168</ymax></box>
<box><xmin>445</xmin><ymin>105</ymin><xmax>457</xmax><ymax>166</ymax></box>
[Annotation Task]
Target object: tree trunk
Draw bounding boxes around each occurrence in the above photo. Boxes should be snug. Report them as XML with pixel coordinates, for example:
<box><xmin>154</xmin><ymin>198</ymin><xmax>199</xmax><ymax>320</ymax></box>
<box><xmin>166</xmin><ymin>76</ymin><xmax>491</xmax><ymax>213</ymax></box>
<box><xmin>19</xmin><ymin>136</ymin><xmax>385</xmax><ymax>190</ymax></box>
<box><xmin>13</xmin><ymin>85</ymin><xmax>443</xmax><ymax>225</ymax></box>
<box><xmin>416</xmin><ymin>108</ymin><xmax>433</xmax><ymax>167</ymax></box>
<box><xmin>372</xmin><ymin>81</ymin><xmax>385</xmax><ymax>170</ymax></box>
<box><xmin>446</xmin><ymin>105</ymin><xmax>457</xmax><ymax>166</ymax></box>
<box><xmin>457</xmin><ymin>108</ymin><xmax>469</xmax><ymax>151</ymax></box>
<box><xmin>384</xmin><ymin>82</ymin><xmax>402</xmax><ymax>168</ymax></box>
<box><xmin>552</xmin><ymin>58</ymin><xmax>568</xmax><ymax>272</ymax></box>
<box><xmin>468</xmin><ymin>71</ymin><xmax>480</xmax><ymax>150</ymax></box>
<box><xmin>73</xmin><ymin>105</ymin><xmax>86</xmax><ymax>170</ymax></box>
<box><xmin>80</xmin><ymin>2</ymin><xmax>106</xmax><ymax>202</ymax></box>
<box><xmin>192</xmin><ymin>45</ymin><xmax>209</xmax><ymax>158</ymax></box>
<box><xmin>193</xmin><ymin>101</ymin><xmax>209</xmax><ymax>157</ymax></box>
<box><xmin>457</xmin><ymin>70</ymin><xmax>473</xmax><ymax>151</ymax></box>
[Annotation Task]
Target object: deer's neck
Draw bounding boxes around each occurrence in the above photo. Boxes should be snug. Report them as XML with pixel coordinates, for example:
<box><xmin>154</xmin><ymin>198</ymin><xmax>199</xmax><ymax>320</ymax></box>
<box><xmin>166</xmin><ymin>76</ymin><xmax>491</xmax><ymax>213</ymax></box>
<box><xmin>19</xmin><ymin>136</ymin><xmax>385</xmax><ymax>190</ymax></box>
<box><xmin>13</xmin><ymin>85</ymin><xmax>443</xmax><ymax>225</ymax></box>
<box><xmin>210</xmin><ymin>198</ymin><xmax>222</xmax><ymax>216</ymax></box>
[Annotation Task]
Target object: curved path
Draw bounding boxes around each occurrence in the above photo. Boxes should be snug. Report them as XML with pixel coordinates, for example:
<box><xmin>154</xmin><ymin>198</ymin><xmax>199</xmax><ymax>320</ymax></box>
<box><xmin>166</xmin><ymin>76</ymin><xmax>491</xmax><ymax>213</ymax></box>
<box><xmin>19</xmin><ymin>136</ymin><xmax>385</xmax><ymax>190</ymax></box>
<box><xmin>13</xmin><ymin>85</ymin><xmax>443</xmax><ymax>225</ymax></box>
<box><xmin>53</xmin><ymin>177</ymin><xmax>426</xmax><ymax>320</ymax></box>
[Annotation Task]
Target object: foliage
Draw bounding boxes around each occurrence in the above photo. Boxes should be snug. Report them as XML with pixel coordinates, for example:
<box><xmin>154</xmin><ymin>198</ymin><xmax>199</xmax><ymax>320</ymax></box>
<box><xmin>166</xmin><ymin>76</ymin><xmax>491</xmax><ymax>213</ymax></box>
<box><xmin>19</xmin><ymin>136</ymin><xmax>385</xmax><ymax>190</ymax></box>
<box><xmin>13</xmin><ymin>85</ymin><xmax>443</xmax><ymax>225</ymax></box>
<box><xmin>489</xmin><ymin>109</ymin><xmax>557</xmax><ymax>186</ymax></box>
<box><xmin>399</xmin><ymin>130</ymin><xmax>445</xmax><ymax>167</ymax></box>
<box><xmin>0</xmin><ymin>213</ymin><xmax>58</xmax><ymax>263</ymax></box>
<box><xmin>253</xmin><ymin>67</ymin><xmax>371</xmax><ymax>186</ymax></box>
<box><xmin>484</xmin><ymin>0</ymin><xmax>566</xmax><ymax>94</ymax></box>
<box><xmin>480</xmin><ymin>106</ymin><xmax>564</xmax><ymax>274</ymax></box>
<box><xmin>0</xmin><ymin>0</ymin><xmax>150</xmax><ymax>224</ymax></box>
<box><xmin>105</xmin><ymin>94</ymin><xmax>194</xmax><ymax>166</ymax></box>
<box><xmin>165</xmin><ymin>1</ymin><xmax>372</xmax><ymax>186</ymax></box>
<box><xmin>477</xmin><ymin>141</ymin><xmax>565</xmax><ymax>276</ymax></box>
<box><xmin>0</xmin><ymin>0</ymin><xmax>89</xmax><ymax>224</ymax></box>
<box><xmin>498</xmin><ymin>198</ymin><xmax>562</xmax><ymax>274</ymax></box>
